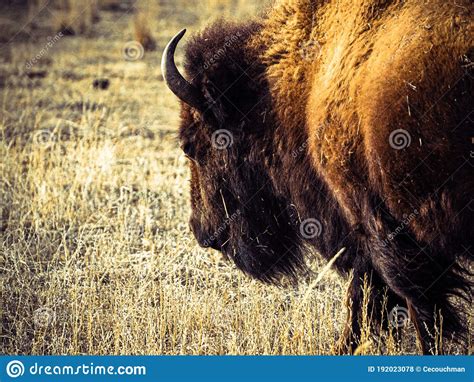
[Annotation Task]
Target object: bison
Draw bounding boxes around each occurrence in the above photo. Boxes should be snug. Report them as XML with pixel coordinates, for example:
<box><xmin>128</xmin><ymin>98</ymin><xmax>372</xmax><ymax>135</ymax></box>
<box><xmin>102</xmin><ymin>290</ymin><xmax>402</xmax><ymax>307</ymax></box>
<box><xmin>162</xmin><ymin>0</ymin><xmax>473</xmax><ymax>354</ymax></box>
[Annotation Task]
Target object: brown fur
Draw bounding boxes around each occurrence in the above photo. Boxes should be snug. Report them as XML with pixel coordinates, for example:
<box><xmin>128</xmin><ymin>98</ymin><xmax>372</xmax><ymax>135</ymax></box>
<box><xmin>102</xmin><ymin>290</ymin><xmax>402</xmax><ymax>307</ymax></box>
<box><xmin>174</xmin><ymin>0</ymin><xmax>473</xmax><ymax>353</ymax></box>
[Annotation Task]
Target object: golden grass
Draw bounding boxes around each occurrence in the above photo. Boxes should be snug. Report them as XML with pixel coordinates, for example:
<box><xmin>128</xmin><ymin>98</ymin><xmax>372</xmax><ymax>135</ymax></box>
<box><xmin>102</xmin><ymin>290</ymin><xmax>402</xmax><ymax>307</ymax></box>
<box><xmin>48</xmin><ymin>0</ymin><xmax>100</xmax><ymax>36</ymax></box>
<box><xmin>1</xmin><ymin>0</ymin><xmax>469</xmax><ymax>355</ymax></box>
<box><xmin>133</xmin><ymin>2</ymin><xmax>157</xmax><ymax>52</ymax></box>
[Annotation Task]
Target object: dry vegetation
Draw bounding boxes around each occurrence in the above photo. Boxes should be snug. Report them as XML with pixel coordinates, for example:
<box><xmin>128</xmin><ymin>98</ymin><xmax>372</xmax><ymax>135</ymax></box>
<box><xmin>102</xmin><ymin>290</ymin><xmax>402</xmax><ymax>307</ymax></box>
<box><xmin>0</xmin><ymin>0</ymin><xmax>469</xmax><ymax>355</ymax></box>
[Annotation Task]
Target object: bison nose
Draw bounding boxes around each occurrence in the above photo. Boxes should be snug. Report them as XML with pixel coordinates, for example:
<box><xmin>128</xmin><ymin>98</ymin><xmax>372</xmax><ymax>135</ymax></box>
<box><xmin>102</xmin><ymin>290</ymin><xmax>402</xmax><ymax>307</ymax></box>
<box><xmin>189</xmin><ymin>219</ymin><xmax>213</xmax><ymax>249</ymax></box>
<box><xmin>189</xmin><ymin>219</ymin><xmax>222</xmax><ymax>250</ymax></box>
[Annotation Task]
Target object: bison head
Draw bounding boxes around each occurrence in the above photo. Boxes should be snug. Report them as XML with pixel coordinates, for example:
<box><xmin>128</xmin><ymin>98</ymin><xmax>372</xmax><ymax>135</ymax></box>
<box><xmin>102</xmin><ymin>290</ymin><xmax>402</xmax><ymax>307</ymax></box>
<box><xmin>162</xmin><ymin>23</ymin><xmax>307</xmax><ymax>283</ymax></box>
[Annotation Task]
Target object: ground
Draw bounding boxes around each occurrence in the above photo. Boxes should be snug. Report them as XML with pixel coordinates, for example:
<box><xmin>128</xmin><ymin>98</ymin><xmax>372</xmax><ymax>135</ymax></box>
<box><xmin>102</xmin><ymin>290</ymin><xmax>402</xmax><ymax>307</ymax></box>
<box><xmin>0</xmin><ymin>0</ymin><xmax>441</xmax><ymax>355</ymax></box>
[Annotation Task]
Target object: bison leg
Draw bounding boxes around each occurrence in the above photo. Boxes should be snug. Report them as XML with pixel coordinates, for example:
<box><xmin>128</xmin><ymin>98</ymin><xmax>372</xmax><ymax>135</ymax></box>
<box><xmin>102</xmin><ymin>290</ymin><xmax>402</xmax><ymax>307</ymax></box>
<box><xmin>368</xmin><ymin>228</ymin><xmax>469</xmax><ymax>353</ymax></box>
<box><xmin>406</xmin><ymin>299</ymin><xmax>430</xmax><ymax>355</ymax></box>
<box><xmin>337</xmin><ymin>264</ymin><xmax>405</xmax><ymax>354</ymax></box>
<box><xmin>337</xmin><ymin>275</ymin><xmax>361</xmax><ymax>354</ymax></box>
<box><xmin>358</xmin><ymin>194</ymin><xmax>471</xmax><ymax>354</ymax></box>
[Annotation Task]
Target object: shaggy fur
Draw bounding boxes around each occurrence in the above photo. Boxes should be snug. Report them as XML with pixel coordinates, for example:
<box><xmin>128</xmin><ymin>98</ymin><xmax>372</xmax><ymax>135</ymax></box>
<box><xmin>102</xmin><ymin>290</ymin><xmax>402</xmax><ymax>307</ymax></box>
<box><xmin>175</xmin><ymin>0</ymin><xmax>473</xmax><ymax>353</ymax></box>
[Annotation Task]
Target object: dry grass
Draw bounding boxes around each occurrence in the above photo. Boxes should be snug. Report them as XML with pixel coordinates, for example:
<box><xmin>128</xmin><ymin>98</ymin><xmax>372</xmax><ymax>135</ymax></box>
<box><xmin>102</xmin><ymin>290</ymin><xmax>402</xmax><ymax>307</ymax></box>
<box><xmin>0</xmin><ymin>0</ymin><xmax>468</xmax><ymax>355</ymax></box>
<box><xmin>48</xmin><ymin>0</ymin><xmax>100</xmax><ymax>36</ymax></box>
<box><xmin>133</xmin><ymin>12</ymin><xmax>156</xmax><ymax>51</ymax></box>
<box><xmin>133</xmin><ymin>1</ymin><xmax>157</xmax><ymax>52</ymax></box>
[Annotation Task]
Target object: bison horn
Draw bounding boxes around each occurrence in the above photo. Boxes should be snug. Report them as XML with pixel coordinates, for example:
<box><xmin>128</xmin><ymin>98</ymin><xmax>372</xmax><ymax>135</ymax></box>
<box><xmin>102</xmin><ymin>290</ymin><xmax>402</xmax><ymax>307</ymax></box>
<box><xmin>161</xmin><ymin>29</ymin><xmax>205</xmax><ymax>110</ymax></box>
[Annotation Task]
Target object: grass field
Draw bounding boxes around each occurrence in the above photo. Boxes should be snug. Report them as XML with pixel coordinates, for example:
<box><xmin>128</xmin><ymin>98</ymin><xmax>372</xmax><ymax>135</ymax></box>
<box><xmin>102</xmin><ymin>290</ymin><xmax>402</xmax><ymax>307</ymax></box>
<box><xmin>0</xmin><ymin>0</ymin><xmax>468</xmax><ymax>355</ymax></box>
